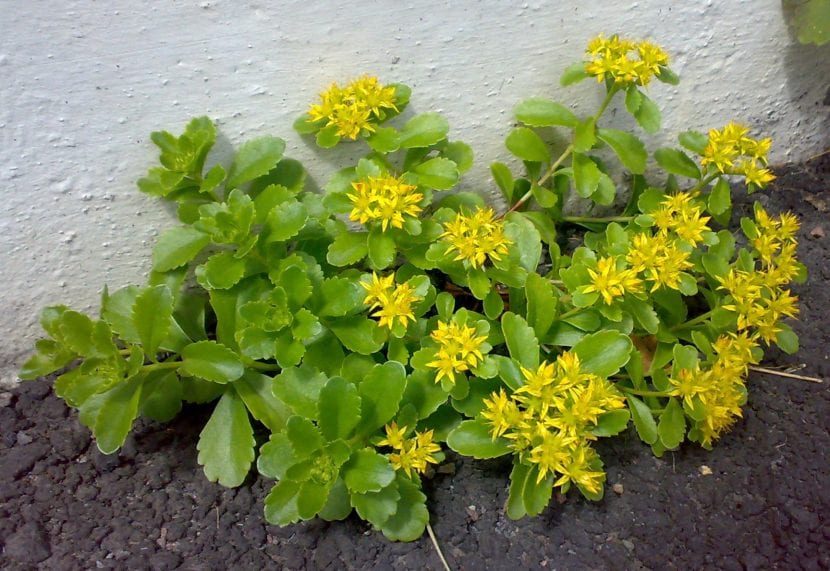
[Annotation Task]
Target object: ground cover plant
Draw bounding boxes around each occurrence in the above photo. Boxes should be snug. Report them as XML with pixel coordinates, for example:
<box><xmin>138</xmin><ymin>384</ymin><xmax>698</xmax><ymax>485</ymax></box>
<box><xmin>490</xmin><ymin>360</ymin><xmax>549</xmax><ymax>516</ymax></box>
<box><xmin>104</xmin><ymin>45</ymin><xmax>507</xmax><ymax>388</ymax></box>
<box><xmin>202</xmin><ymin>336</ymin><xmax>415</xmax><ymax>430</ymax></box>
<box><xmin>20</xmin><ymin>35</ymin><xmax>805</xmax><ymax>543</ymax></box>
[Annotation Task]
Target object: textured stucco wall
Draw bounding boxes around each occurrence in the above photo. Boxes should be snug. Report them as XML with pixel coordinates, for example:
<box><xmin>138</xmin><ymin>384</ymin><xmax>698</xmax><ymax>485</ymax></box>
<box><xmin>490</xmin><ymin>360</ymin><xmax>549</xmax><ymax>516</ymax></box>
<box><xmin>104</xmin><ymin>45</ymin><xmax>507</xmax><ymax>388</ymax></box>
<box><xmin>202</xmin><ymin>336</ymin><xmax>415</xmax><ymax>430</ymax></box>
<box><xmin>2</xmin><ymin>0</ymin><xmax>828</xmax><ymax>384</ymax></box>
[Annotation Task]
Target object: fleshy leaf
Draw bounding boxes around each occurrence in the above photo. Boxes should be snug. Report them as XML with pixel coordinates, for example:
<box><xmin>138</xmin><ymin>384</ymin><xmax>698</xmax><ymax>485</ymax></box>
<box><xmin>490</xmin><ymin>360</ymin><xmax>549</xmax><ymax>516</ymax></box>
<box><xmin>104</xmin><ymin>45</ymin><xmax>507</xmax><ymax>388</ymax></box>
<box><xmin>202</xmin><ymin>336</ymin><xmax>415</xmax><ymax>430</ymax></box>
<box><xmin>447</xmin><ymin>419</ymin><xmax>511</xmax><ymax>459</ymax></box>
<box><xmin>180</xmin><ymin>340</ymin><xmax>244</xmax><ymax>384</ymax></box>
<box><xmin>197</xmin><ymin>389</ymin><xmax>255</xmax><ymax>487</ymax></box>
<box><xmin>227</xmin><ymin>135</ymin><xmax>286</xmax><ymax>189</ymax></box>
<box><xmin>342</xmin><ymin>448</ymin><xmax>396</xmax><ymax>493</ymax></box>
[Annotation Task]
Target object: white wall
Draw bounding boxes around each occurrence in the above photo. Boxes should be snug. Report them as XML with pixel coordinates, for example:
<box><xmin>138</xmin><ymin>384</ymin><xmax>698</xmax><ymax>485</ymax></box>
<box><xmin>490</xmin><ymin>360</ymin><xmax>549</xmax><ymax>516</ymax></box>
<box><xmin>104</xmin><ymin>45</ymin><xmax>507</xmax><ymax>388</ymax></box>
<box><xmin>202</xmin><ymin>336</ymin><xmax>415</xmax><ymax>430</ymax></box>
<box><xmin>2</xmin><ymin>0</ymin><xmax>828</xmax><ymax>384</ymax></box>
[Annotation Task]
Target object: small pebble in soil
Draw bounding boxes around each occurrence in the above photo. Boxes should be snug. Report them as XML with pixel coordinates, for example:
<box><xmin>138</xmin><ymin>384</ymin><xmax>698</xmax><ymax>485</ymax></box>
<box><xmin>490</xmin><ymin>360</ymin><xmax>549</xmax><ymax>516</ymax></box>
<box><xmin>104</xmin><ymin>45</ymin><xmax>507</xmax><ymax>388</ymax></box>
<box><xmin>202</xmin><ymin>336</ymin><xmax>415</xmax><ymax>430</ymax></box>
<box><xmin>810</xmin><ymin>226</ymin><xmax>824</xmax><ymax>238</ymax></box>
<box><xmin>612</xmin><ymin>483</ymin><xmax>624</xmax><ymax>495</ymax></box>
<box><xmin>699</xmin><ymin>465</ymin><xmax>714</xmax><ymax>476</ymax></box>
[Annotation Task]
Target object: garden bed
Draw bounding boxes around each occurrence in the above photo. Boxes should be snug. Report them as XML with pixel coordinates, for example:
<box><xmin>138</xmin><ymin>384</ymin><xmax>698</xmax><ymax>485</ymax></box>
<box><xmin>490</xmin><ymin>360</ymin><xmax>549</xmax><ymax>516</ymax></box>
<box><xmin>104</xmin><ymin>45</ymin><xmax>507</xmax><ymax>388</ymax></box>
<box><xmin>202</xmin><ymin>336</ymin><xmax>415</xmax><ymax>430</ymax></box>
<box><xmin>1</xmin><ymin>155</ymin><xmax>828</xmax><ymax>570</ymax></box>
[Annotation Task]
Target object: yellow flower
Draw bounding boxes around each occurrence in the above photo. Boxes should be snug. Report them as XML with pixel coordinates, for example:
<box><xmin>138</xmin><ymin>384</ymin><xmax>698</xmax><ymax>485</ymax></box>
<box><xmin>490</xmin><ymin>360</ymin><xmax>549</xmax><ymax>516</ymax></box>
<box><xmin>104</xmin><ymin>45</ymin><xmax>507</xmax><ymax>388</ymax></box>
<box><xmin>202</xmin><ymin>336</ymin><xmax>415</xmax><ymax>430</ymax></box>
<box><xmin>347</xmin><ymin>174</ymin><xmax>424</xmax><ymax>231</ymax></box>
<box><xmin>385</xmin><ymin>428</ymin><xmax>441</xmax><ymax>478</ymax></box>
<box><xmin>360</xmin><ymin>272</ymin><xmax>421</xmax><ymax>330</ymax></box>
<box><xmin>307</xmin><ymin>76</ymin><xmax>398</xmax><ymax>140</ymax></box>
<box><xmin>669</xmin><ymin>366</ymin><xmax>711</xmax><ymax>408</ymax></box>
<box><xmin>529</xmin><ymin>430</ymin><xmax>574</xmax><ymax>483</ymax></box>
<box><xmin>377</xmin><ymin>421</ymin><xmax>408</xmax><ymax>450</ymax></box>
<box><xmin>584</xmin><ymin>34</ymin><xmax>669</xmax><ymax>86</ymax></box>
<box><xmin>481</xmin><ymin>389</ymin><xmax>523</xmax><ymax>439</ymax></box>
<box><xmin>440</xmin><ymin>207</ymin><xmax>512</xmax><ymax>269</ymax></box>
<box><xmin>700</xmin><ymin>122</ymin><xmax>775</xmax><ymax>189</ymax></box>
<box><xmin>554</xmin><ymin>445</ymin><xmax>605</xmax><ymax>495</ymax></box>
<box><xmin>580</xmin><ymin>256</ymin><xmax>643</xmax><ymax>305</ymax></box>
<box><xmin>426</xmin><ymin>320</ymin><xmax>489</xmax><ymax>384</ymax></box>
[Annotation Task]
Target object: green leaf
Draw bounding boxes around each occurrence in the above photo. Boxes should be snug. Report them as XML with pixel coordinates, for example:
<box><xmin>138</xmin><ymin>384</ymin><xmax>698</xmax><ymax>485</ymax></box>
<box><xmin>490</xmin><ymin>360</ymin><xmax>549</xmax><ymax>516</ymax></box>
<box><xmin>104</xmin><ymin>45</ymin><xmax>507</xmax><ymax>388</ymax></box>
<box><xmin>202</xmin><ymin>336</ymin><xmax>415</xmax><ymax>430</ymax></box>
<box><xmin>591</xmin><ymin>409</ymin><xmax>631</xmax><ymax>437</ymax></box>
<box><xmin>501</xmin><ymin>312</ymin><xmax>539</xmax><ymax>369</ymax></box>
<box><xmin>354</xmin><ymin>362</ymin><xmax>407</xmax><ymax>435</ymax></box>
<box><xmin>227</xmin><ymin>135</ymin><xmax>285</xmax><ymax>189</ymax></box>
<box><xmin>633</xmin><ymin>92</ymin><xmax>661</xmax><ymax>133</ymax></box>
<box><xmin>140</xmin><ymin>369</ymin><xmax>183</xmax><ymax>422</ymax></box>
<box><xmin>523</xmin><ymin>467</ymin><xmax>553</xmax><ymax>516</ymax></box>
<box><xmin>327</xmin><ymin>231</ymin><xmax>368</xmax><ymax>267</ymax></box>
<box><xmin>490</xmin><ymin>162</ymin><xmax>514</xmax><ymax>203</ymax></box>
<box><xmin>398</xmin><ymin>112</ymin><xmax>449</xmax><ymax>148</ymax></box>
<box><xmin>483</xmin><ymin>285</ymin><xmax>504</xmax><ymax>320</ymax></box>
<box><xmin>379</xmin><ymin>475</ymin><xmax>429</xmax><ymax>542</ymax></box>
<box><xmin>319</xmin><ymin>277</ymin><xmax>364</xmax><ymax>317</ymax></box>
<box><xmin>788</xmin><ymin>0</ymin><xmax>830</xmax><ymax>45</ymax></box>
<box><xmin>678</xmin><ymin>130</ymin><xmax>708</xmax><ymax>155</ymax></box>
<box><xmin>151</xmin><ymin>226</ymin><xmax>210</xmax><ymax>272</ymax></box>
<box><xmin>654</xmin><ymin>148</ymin><xmax>701</xmax><ymax>179</ymax></box>
<box><xmin>351</xmin><ymin>481</ymin><xmax>401</xmax><ymax>527</ymax></box>
<box><xmin>366</xmin><ymin>126</ymin><xmax>401</xmax><ymax>153</ymax></box>
<box><xmin>272</xmin><ymin>365</ymin><xmax>328</xmax><ymax>419</ymax></box>
<box><xmin>775</xmin><ymin>323</ymin><xmax>799</xmax><ymax>354</ymax></box>
<box><xmin>627</xmin><ymin>395</ymin><xmax>658</xmax><ymax>444</ymax></box>
<box><xmin>572</xmin><ymin>330</ymin><xmax>633</xmax><ymax>377</ymax></box>
<box><xmin>412</xmin><ymin>157</ymin><xmax>459</xmax><ymax>190</ymax></box>
<box><xmin>318</xmin><ymin>376</ymin><xmax>362</xmax><ymax>440</ymax></box>
<box><xmin>297</xmin><ymin>480</ymin><xmax>331</xmax><ymax>520</ymax></box>
<box><xmin>447</xmin><ymin>419</ymin><xmax>511</xmax><ymax>459</ymax></box>
<box><xmin>195</xmin><ymin>252</ymin><xmax>247</xmax><ymax>290</ymax></box>
<box><xmin>572</xmin><ymin>153</ymin><xmax>600</xmax><ymax>198</ymax></box>
<box><xmin>514</xmin><ymin>97</ymin><xmax>578</xmax><ymax>128</ymax></box>
<box><xmin>329</xmin><ymin>317</ymin><xmax>386</xmax><ymax>355</ymax></box>
<box><xmin>466</xmin><ymin>268</ymin><xmax>491</xmax><ymax>301</ymax></box>
<box><xmin>442</xmin><ymin>141</ymin><xmax>474</xmax><ymax>173</ymax></box>
<box><xmin>101</xmin><ymin>285</ymin><xmax>141</xmax><ymax>344</ymax></box>
<box><xmin>560</xmin><ymin>61</ymin><xmax>589</xmax><ymax>86</ymax></box>
<box><xmin>597</xmin><ymin>129</ymin><xmax>647</xmax><ymax>174</ymax></box>
<box><xmin>505</xmin><ymin>127</ymin><xmax>549</xmax><ymax>163</ymax></box>
<box><xmin>658</xmin><ymin>397</ymin><xmax>686</xmax><ymax>449</ymax></box>
<box><xmin>285</xmin><ymin>416</ymin><xmax>324</xmax><ymax>459</ymax></box>
<box><xmin>197</xmin><ymin>389</ymin><xmax>255</xmax><ymax>487</ymax></box>
<box><xmin>234</xmin><ymin>371</ymin><xmax>290</xmax><ymax>432</ymax></box>
<box><xmin>624</xmin><ymin>297</ymin><xmax>660</xmax><ymax>334</ymax></box>
<box><xmin>132</xmin><ymin>285</ymin><xmax>173</xmax><ymax>359</ymax></box>
<box><xmin>367</xmin><ymin>229</ymin><xmax>397</xmax><ymax>269</ymax></box>
<box><xmin>92</xmin><ymin>376</ymin><xmax>143</xmax><ymax>454</ymax></box>
<box><xmin>318</xmin><ymin>478</ymin><xmax>352</xmax><ymax>521</ymax></box>
<box><xmin>525</xmin><ymin>273</ymin><xmax>556</xmax><ymax>338</ymax></box>
<box><xmin>573</xmin><ymin>118</ymin><xmax>596</xmax><ymax>152</ymax></box>
<box><xmin>506</xmin><ymin>461</ymin><xmax>530</xmax><ymax>519</ymax></box>
<box><xmin>707</xmin><ymin>177</ymin><xmax>732</xmax><ymax>216</ymax></box>
<box><xmin>257</xmin><ymin>433</ymin><xmax>297</xmax><ymax>480</ymax></box>
<box><xmin>265</xmin><ymin>198</ymin><xmax>308</xmax><ymax>243</ymax></box>
<box><xmin>342</xmin><ymin>448</ymin><xmax>395</xmax><ymax>493</ymax></box>
<box><xmin>264</xmin><ymin>480</ymin><xmax>301</xmax><ymax>525</ymax></box>
<box><xmin>180</xmin><ymin>340</ymin><xmax>244</xmax><ymax>384</ymax></box>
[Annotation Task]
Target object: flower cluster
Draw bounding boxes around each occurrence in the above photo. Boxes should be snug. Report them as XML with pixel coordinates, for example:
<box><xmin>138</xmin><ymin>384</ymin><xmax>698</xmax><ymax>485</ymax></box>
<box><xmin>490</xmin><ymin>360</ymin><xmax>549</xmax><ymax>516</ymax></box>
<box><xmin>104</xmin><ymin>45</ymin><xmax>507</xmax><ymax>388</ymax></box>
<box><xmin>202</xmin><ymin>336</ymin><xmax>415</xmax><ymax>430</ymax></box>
<box><xmin>439</xmin><ymin>207</ymin><xmax>512</xmax><ymax>269</ymax></box>
<box><xmin>481</xmin><ymin>352</ymin><xmax>625</xmax><ymax>493</ymax></box>
<box><xmin>700</xmin><ymin>122</ymin><xmax>775</xmax><ymax>190</ymax></box>
<box><xmin>361</xmin><ymin>273</ymin><xmax>422</xmax><ymax>330</ymax></box>
<box><xmin>585</xmin><ymin>34</ymin><xmax>670</xmax><ymax>86</ymax></box>
<box><xmin>580</xmin><ymin>256</ymin><xmax>643</xmax><ymax>305</ymax></box>
<box><xmin>378</xmin><ymin>422</ymin><xmax>441</xmax><ymax>478</ymax></box>
<box><xmin>670</xmin><ymin>332</ymin><xmax>759</xmax><ymax>446</ymax></box>
<box><xmin>426</xmin><ymin>320</ymin><xmax>489</xmax><ymax>384</ymax></box>
<box><xmin>626</xmin><ymin>232</ymin><xmax>693</xmax><ymax>292</ymax></box>
<box><xmin>308</xmin><ymin>76</ymin><xmax>398</xmax><ymax>139</ymax></box>
<box><xmin>717</xmin><ymin>205</ymin><xmax>800</xmax><ymax>343</ymax></box>
<box><xmin>347</xmin><ymin>174</ymin><xmax>424</xmax><ymax>231</ymax></box>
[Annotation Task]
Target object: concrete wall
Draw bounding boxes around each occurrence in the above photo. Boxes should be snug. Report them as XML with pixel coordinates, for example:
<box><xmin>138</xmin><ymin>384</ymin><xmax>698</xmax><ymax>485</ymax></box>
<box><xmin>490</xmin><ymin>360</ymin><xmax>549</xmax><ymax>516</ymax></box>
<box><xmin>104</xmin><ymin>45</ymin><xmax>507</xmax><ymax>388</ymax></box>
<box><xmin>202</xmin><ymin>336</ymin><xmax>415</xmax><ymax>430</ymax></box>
<box><xmin>2</xmin><ymin>0</ymin><xmax>828</xmax><ymax>383</ymax></box>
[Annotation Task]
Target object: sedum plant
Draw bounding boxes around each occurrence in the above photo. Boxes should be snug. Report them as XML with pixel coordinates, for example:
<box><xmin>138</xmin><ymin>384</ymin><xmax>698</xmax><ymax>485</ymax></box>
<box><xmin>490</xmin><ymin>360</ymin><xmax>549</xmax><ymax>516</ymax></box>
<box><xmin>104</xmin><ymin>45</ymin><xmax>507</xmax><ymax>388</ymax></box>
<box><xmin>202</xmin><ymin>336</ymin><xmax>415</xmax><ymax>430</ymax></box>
<box><xmin>21</xmin><ymin>36</ymin><xmax>805</xmax><ymax>541</ymax></box>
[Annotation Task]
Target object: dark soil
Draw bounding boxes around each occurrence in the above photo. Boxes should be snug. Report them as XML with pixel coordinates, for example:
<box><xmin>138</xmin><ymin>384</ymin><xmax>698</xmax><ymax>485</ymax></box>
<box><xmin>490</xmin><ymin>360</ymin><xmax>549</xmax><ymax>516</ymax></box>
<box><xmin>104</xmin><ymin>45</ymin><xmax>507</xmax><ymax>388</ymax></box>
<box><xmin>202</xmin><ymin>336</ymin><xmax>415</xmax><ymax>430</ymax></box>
<box><xmin>2</xmin><ymin>156</ymin><xmax>829</xmax><ymax>570</ymax></box>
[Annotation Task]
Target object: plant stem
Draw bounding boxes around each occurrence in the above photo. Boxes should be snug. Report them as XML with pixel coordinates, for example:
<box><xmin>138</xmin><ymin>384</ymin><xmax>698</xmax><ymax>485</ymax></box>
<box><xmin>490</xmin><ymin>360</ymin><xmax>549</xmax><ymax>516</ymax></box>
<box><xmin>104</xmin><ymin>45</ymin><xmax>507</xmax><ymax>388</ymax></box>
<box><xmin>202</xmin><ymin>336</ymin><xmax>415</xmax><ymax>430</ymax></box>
<box><xmin>749</xmin><ymin>365</ymin><xmax>823</xmax><ymax>384</ymax></box>
<box><xmin>503</xmin><ymin>86</ymin><xmax>618</xmax><ymax>217</ymax></box>
<box><xmin>246</xmin><ymin>360</ymin><xmax>281</xmax><ymax>372</ymax></box>
<box><xmin>144</xmin><ymin>361</ymin><xmax>182</xmax><ymax>372</ymax></box>
<box><xmin>618</xmin><ymin>386</ymin><xmax>670</xmax><ymax>398</ymax></box>
<box><xmin>561</xmin><ymin>215</ymin><xmax>634</xmax><ymax>224</ymax></box>
<box><xmin>688</xmin><ymin>172</ymin><xmax>721</xmax><ymax>195</ymax></box>
<box><xmin>670</xmin><ymin>310</ymin><xmax>713</xmax><ymax>331</ymax></box>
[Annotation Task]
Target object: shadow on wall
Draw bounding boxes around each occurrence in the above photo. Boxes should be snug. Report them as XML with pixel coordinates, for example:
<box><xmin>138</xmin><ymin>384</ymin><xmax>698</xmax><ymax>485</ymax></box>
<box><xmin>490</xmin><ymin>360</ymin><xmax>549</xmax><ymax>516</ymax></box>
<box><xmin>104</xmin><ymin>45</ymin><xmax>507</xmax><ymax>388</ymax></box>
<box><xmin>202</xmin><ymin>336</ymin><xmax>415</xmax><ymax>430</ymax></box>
<box><xmin>781</xmin><ymin>0</ymin><xmax>830</xmax><ymax>155</ymax></box>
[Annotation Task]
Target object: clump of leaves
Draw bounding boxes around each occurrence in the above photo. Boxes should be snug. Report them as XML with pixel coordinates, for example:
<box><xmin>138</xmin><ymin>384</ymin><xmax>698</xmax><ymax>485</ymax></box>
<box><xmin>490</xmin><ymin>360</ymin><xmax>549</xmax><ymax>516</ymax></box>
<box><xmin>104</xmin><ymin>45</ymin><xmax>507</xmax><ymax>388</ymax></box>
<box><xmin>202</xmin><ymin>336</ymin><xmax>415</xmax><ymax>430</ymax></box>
<box><xmin>21</xmin><ymin>35</ymin><xmax>805</xmax><ymax>541</ymax></box>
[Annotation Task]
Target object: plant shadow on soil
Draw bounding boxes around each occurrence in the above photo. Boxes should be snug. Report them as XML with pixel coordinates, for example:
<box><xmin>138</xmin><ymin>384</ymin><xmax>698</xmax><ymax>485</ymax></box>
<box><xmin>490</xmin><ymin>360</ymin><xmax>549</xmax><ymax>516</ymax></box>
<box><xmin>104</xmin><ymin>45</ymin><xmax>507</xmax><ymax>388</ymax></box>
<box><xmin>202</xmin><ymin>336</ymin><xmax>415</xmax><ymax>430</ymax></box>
<box><xmin>1</xmin><ymin>156</ymin><xmax>829</xmax><ymax>570</ymax></box>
